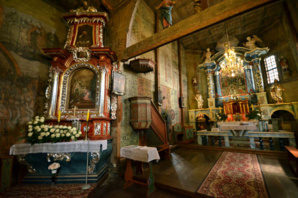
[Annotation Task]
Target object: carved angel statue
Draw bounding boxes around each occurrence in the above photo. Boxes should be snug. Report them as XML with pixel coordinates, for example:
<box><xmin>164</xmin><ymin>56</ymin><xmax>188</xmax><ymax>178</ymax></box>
<box><xmin>243</xmin><ymin>35</ymin><xmax>262</xmax><ymax>50</ymax></box>
<box><xmin>195</xmin><ymin>91</ymin><xmax>204</xmax><ymax>109</ymax></box>
<box><xmin>70</xmin><ymin>0</ymin><xmax>97</xmax><ymax>13</ymax></box>
<box><xmin>270</xmin><ymin>79</ymin><xmax>284</xmax><ymax>103</ymax></box>
<box><xmin>203</xmin><ymin>48</ymin><xmax>212</xmax><ymax>63</ymax></box>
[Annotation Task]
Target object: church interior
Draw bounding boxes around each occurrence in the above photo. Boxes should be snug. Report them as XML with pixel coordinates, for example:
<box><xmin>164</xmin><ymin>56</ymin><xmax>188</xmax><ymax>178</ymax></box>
<box><xmin>0</xmin><ymin>0</ymin><xmax>298</xmax><ymax>197</ymax></box>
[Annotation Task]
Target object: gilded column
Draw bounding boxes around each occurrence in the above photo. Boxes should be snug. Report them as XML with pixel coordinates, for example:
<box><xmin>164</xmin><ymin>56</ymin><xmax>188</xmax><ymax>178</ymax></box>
<box><xmin>48</xmin><ymin>66</ymin><xmax>62</xmax><ymax>119</ymax></box>
<box><xmin>98</xmin><ymin>67</ymin><xmax>107</xmax><ymax>117</ymax></box>
<box><xmin>252</xmin><ymin>58</ymin><xmax>264</xmax><ymax>92</ymax></box>
<box><xmin>206</xmin><ymin>69</ymin><xmax>215</xmax><ymax>98</ymax></box>
<box><xmin>243</xmin><ymin>64</ymin><xmax>255</xmax><ymax>93</ymax></box>
<box><xmin>214</xmin><ymin>71</ymin><xmax>222</xmax><ymax>97</ymax></box>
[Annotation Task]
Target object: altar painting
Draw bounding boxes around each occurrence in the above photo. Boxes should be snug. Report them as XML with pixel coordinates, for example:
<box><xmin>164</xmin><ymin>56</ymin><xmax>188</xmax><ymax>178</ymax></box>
<box><xmin>68</xmin><ymin>68</ymin><xmax>96</xmax><ymax>109</ymax></box>
<box><xmin>221</xmin><ymin>73</ymin><xmax>247</xmax><ymax>96</ymax></box>
<box><xmin>75</xmin><ymin>25</ymin><xmax>93</xmax><ymax>47</ymax></box>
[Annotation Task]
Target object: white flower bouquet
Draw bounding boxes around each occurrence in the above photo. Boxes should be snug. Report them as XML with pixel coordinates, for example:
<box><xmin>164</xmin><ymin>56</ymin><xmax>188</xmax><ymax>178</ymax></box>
<box><xmin>215</xmin><ymin>112</ymin><xmax>227</xmax><ymax>122</ymax></box>
<box><xmin>26</xmin><ymin>116</ymin><xmax>82</xmax><ymax>145</ymax></box>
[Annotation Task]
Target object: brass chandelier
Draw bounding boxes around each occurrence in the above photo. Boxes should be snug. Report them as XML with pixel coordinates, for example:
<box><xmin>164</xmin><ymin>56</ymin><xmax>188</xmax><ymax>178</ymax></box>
<box><xmin>220</xmin><ymin>34</ymin><xmax>243</xmax><ymax>77</ymax></box>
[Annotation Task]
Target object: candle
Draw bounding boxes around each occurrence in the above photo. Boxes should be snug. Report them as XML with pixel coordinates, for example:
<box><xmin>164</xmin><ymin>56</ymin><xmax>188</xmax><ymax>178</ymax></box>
<box><xmin>86</xmin><ymin>109</ymin><xmax>90</xmax><ymax>121</ymax></box>
<box><xmin>58</xmin><ymin>110</ymin><xmax>61</xmax><ymax>122</ymax></box>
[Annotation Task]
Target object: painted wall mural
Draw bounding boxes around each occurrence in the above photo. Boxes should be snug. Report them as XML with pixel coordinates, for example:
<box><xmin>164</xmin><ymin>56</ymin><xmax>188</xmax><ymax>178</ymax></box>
<box><xmin>0</xmin><ymin>5</ymin><xmax>63</xmax><ymax>156</ymax></box>
<box><xmin>0</xmin><ymin>7</ymin><xmax>60</xmax><ymax>63</ymax></box>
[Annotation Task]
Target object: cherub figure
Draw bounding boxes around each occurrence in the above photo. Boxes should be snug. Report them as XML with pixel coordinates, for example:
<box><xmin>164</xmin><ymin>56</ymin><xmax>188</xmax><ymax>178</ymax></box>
<box><xmin>243</xmin><ymin>35</ymin><xmax>262</xmax><ymax>50</ymax></box>
<box><xmin>156</xmin><ymin>0</ymin><xmax>176</xmax><ymax>29</ymax></box>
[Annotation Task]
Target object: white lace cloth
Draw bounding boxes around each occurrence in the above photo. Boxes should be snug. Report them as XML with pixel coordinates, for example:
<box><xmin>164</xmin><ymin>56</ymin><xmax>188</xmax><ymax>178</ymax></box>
<box><xmin>9</xmin><ymin>140</ymin><xmax>107</xmax><ymax>155</ymax></box>
<box><xmin>120</xmin><ymin>145</ymin><xmax>160</xmax><ymax>162</ymax></box>
<box><xmin>218</xmin><ymin>121</ymin><xmax>257</xmax><ymax>131</ymax></box>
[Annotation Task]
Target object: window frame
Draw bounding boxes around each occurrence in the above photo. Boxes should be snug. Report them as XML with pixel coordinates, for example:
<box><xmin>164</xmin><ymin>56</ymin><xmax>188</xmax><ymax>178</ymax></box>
<box><xmin>263</xmin><ymin>55</ymin><xmax>280</xmax><ymax>85</ymax></box>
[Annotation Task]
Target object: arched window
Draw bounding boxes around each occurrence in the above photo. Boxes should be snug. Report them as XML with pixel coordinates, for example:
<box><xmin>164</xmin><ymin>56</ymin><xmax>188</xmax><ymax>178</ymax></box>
<box><xmin>264</xmin><ymin>55</ymin><xmax>279</xmax><ymax>84</ymax></box>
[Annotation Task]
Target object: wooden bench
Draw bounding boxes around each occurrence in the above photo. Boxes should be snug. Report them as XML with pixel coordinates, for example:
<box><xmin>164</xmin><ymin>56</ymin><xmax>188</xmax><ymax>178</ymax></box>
<box><xmin>285</xmin><ymin>146</ymin><xmax>298</xmax><ymax>177</ymax></box>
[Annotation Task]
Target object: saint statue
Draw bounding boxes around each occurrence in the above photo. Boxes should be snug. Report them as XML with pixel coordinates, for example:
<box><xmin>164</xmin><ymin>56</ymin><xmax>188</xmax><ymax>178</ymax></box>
<box><xmin>193</xmin><ymin>0</ymin><xmax>202</xmax><ymax>13</ymax></box>
<box><xmin>156</xmin><ymin>0</ymin><xmax>176</xmax><ymax>29</ymax></box>
<box><xmin>243</xmin><ymin>35</ymin><xmax>262</xmax><ymax>50</ymax></box>
<box><xmin>270</xmin><ymin>79</ymin><xmax>284</xmax><ymax>103</ymax></box>
<box><xmin>204</xmin><ymin>48</ymin><xmax>212</xmax><ymax>63</ymax></box>
<box><xmin>192</xmin><ymin>77</ymin><xmax>197</xmax><ymax>87</ymax></box>
<box><xmin>195</xmin><ymin>91</ymin><xmax>203</xmax><ymax>109</ymax></box>
<box><xmin>157</xmin><ymin>86</ymin><xmax>165</xmax><ymax>106</ymax></box>
<box><xmin>71</xmin><ymin>0</ymin><xmax>97</xmax><ymax>13</ymax></box>
<box><xmin>279</xmin><ymin>56</ymin><xmax>290</xmax><ymax>79</ymax></box>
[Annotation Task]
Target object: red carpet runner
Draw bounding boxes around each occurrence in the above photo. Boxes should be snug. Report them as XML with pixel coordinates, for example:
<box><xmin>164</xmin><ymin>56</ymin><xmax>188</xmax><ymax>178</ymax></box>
<box><xmin>0</xmin><ymin>183</ymin><xmax>96</xmax><ymax>198</ymax></box>
<box><xmin>197</xmin><ymin>152</ymin><xmax>268</xmax><ymax>198</ymax></box>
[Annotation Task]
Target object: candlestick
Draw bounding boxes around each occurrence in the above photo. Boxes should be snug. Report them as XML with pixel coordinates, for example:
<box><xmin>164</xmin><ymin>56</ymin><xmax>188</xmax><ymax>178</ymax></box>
<box><xmin>58</xmin><ymin>110</ymin><xmax>61</xmax><ymax>123</ymax></box>
<box><xmin>86</xmin><ymin>109</ymin><xmax>90</xmax><ymax>121</ymax></box>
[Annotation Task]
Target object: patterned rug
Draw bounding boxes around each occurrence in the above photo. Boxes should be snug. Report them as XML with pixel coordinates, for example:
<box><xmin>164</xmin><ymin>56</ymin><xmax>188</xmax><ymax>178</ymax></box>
<box><xmin>197</xmin><ymin>152</ymin><xmax>268</xmax><ymax>198</ymax></box>
<box><xmin>0</xmin><ymin>183</ymin><xmax>96</xmax><ymax>198</ymax></box>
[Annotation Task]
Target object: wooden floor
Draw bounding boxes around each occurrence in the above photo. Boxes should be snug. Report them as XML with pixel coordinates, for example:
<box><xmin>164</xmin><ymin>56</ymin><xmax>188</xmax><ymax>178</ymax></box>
<box><xmin>93</xmin><ymin>147</ymin><xmax>298</xmax><ymax>198</ymax></box>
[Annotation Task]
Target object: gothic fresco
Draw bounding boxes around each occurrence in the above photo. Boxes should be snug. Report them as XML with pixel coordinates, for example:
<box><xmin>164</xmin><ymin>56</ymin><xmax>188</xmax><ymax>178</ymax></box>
<box><xmin>137</xmin><ymin>77</ymin><xmax>153</xmax><ymax>98</ymax></box>
<box><xmin>0</xmin><ymin>5</ymin><xmax>61</xmax><ymax>155</ymax></box>
<box><xmin>0</xmin><ymin>48</ymin><xmax>47</xmax><ymax>155</ymax></box>
<box><xmin>0</xmin><ymin>7</ymin><xmax>60</xmax><ymax>63</ymax></box>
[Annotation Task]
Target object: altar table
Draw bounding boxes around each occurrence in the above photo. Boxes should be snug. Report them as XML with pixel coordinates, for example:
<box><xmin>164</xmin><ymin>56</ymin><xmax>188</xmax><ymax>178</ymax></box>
<box><xmin>120</xmin><ymin>145</ymin><xmax>160</xmax><ymax>197</ymax></box>
<box><xmin>9</xmin><ymin>140</ymin><xmax>111</xmax><ymax>184</ymax></box>
<box><xmin>10</xmin><ymin>140</ymin><xmax>107</xmax><ymax>155</ymax></box>
<box><xmin>217</xmin><ymin>121</ymin><xmax>258</xmax><ymax>136</ymax></box>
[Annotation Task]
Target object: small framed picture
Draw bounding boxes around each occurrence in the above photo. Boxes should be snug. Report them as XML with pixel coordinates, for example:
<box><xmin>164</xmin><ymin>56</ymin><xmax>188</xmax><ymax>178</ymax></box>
<box><xmin>112</xmin><ymin>72</ymin><xmax>126</xmax><ymax>95</ymax></box>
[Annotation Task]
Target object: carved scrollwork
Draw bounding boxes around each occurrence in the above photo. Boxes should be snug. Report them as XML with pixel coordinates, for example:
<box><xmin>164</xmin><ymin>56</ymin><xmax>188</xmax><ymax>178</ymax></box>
<box><xmin>71</xmin><ymin>47</ymin><xmax>91</xmax><ymax>62</ymax></box>
<box><xmin>88</xmin><ymin>152</ymin><xmax>100</xmax><ymax>173</ymax></box>
<box><xmin>111</xmin><ymin>94</ymin><xmax>117</xmax><ymax>120</ymax></box>
<box><xmin>47</xmin><ymin>153</ymin><xmax>71</xmax><ymax>162</ymax></box>
<box><xmin>45</xmin><ymin>86</ymin><xmax>51</xmax><ymax>99</ymax></box>
<box><xmin>17</xmin><ymin>155</ymin><xmax>36</xmax><ymax>174</ymax></box>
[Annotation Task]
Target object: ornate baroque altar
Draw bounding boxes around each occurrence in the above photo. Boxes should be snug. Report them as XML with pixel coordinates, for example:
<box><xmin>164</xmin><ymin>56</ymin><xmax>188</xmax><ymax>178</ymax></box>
<box><xmin>12</xmin><ymin>3</ymin><xmax>119</xmax><ymax>184</ymax></box>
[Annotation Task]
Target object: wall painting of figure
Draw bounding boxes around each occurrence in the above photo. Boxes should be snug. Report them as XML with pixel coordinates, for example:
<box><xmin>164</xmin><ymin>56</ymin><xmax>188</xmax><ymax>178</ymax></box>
<box><xmin>68</xmin><ymin>68</ymin><xmax>97</xmax><ymax>109</ymax></box>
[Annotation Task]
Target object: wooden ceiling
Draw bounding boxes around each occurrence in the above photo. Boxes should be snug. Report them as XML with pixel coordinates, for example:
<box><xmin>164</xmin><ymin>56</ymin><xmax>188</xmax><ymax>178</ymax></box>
<box><xmin>45</xmin><ymin>0</ymin><xmax>283</xmax><ymax>51</ymax></box>
<box><xmin>181</xmin><ymin>2</ymin><xmax>283</xmax><ymax>51</ymax></box>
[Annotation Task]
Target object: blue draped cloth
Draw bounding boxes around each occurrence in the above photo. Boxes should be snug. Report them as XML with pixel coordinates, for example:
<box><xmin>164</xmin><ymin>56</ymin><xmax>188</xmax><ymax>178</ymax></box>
<box><xmin>160</xmin><ymin>6</ymin><xmax>173</xmax><ymax>27</ymax></box>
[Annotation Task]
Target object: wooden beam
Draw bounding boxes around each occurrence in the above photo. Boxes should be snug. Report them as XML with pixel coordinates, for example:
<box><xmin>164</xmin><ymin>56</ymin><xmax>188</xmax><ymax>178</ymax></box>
<box><xmin>121</xmin><ymin>0</ymin><xmax>276</xmax><ymax>61</ymax></box>
<box><xmin>178</xmin><ymin>40</ymin><xmax>185</xmax><ymax>125</ymax></box>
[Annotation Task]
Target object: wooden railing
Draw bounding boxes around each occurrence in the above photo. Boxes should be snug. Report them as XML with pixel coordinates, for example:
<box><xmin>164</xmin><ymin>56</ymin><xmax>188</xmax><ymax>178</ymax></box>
<box><xmin>150</xmin><ymin>101</ymin><xmax>170</xmax><ymax>156</ymax></box>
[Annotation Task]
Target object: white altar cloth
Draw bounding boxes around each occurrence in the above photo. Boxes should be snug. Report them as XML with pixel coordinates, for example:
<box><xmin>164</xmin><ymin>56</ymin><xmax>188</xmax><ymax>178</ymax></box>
<box><xmin>120</xmin><ymin>145</ymin><xmax>160</xmax><ymax>163</ymax></box>
<box><xmin>217</xmin><ymin>121</ymin><xmax>258</xmax><ymax>136</ymax></box>
<box><xmin>218</xmin><ymin>121</ymin><xmax>257</xmax><ymax>131</ymax></box>
<box><xmin>9</xmin><ymin>140</ymin><xmax>107</xmax><ymax>155</ymax></box>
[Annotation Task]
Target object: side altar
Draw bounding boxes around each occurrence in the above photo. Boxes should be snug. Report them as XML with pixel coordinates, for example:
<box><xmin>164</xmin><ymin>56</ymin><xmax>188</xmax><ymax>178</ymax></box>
<box><xmin>43</xmin><ymin>4</ymin><xmax>119</xmax><ymax>140</ymax></box>
<box><xmin>11</xmin><ymin>3</ymin><xmax>121</xmax><ymax>184</ymax></box>
<box><xmin>10</xmin><ymin>140</ymin><xmax>111</xmax><ymax>184</ymax></box>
